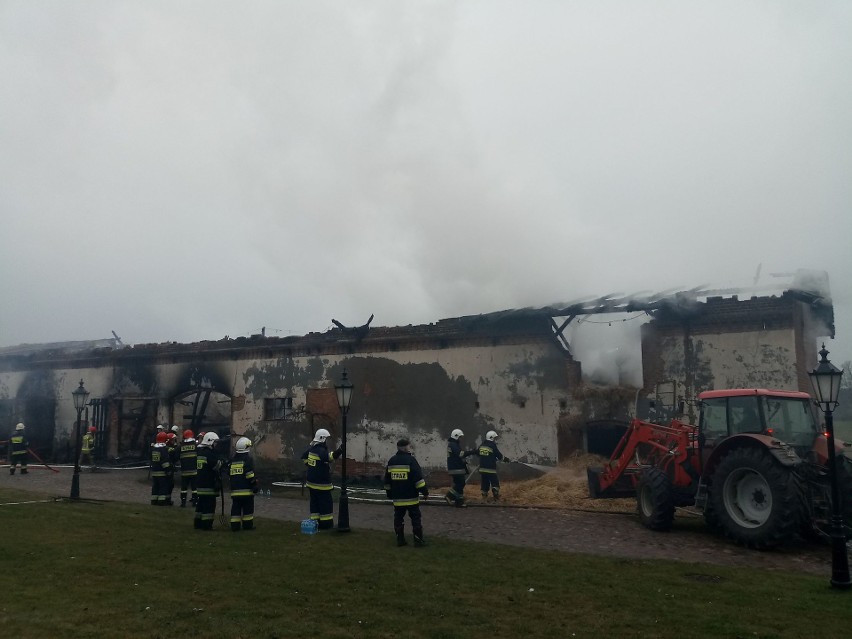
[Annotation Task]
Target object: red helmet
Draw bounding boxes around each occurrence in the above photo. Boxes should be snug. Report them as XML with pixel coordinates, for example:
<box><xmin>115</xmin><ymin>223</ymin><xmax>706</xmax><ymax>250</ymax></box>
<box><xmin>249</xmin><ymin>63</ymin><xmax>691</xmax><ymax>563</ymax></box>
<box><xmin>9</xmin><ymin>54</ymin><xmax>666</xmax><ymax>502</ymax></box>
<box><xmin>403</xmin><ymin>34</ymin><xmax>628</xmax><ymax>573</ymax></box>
<box><xmin>87</xmin><ymin>426</ymin><xmax>96</xmax><ymax>433</ymax></box>
<box><xmin>183</xmin><ymin>429</ymin><xmax>194</xmax><ymax>439</ymax></box>
<box><xmin>167</xmin><ymin>432</ymin><xmax>177</xmax><ymax>442</ymax></box>
<box><xmin>155</xmin><ymin>432</ymin><xmax>169</xmax><ymax>444</ymax></box>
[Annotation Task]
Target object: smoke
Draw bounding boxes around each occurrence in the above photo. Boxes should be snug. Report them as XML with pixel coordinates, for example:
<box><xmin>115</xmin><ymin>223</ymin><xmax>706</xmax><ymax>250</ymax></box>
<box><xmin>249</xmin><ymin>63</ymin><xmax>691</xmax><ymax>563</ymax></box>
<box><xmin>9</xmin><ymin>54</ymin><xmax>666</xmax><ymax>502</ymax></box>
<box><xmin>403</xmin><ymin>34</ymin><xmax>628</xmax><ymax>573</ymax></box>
<box><xmin>564</xmin><ymin>313</ymin><xmax>648</xmax><ymax>387</ymax></box>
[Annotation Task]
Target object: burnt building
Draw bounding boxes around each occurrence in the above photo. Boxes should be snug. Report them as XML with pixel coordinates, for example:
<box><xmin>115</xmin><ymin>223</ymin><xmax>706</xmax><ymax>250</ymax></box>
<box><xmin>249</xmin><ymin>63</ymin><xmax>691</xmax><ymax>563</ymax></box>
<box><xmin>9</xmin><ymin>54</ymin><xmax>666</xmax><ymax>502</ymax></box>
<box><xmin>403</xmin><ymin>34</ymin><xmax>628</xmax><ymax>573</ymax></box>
<box><xmin>0</xmin><ymin>272</ymin><xmax>834</xmax><ymax>473</ymax></box>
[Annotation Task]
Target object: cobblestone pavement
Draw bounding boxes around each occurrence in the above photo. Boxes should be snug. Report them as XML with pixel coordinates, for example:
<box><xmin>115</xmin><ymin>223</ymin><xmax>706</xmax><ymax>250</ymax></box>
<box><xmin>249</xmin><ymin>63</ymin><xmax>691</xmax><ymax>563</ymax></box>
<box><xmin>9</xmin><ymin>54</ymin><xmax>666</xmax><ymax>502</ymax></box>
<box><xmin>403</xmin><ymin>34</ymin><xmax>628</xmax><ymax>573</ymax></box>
<box><xmin>0</xmin><ymin>465</ymin><xmax>836</xmax><ymax>577</ymax></box>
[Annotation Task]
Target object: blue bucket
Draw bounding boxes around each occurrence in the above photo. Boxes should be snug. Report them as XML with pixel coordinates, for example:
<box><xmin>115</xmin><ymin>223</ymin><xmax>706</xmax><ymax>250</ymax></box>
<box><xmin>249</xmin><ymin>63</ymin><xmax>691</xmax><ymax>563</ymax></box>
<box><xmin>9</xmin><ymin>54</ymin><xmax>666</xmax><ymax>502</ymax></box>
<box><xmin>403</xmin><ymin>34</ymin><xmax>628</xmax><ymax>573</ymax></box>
<box><xmin>300</xmin><ymin>519</ymin><xmax>318</xmax><ymax>535</ymax></box>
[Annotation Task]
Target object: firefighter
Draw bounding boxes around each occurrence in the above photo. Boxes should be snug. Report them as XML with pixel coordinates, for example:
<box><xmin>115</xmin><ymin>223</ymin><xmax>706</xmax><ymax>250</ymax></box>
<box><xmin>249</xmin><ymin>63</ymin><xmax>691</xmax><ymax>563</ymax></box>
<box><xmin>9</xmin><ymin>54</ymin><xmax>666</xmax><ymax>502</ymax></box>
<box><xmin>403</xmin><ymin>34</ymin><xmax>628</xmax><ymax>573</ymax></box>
<box><xmin>9</xmin><ymin>423</ymin><xmax>28</xmax><ymax>475</ymax></box>
<box><xmin>194</xmin><ymin>431</ymin><xmax>224</xmax><ymax>530</ymax></box>
<box><xmin>228</xmin><ymin>436</ymin><xmax>259</xmax><ymax>531</ymax></box>
<box><xmin>384</xmin><ymin>438</ymin><xmax>428</xmax><ymax>546</ymax></box>
<box><xmin>150</xmin><ymin>431</ymin><xmax>173</xmax><ymax>505</ymax></box>
<box><xmin>165</xmin><ymin>431</ymin><xmax>179</xmax><ymax>505</ymax></box>
<box><xmin>445</xmin><ymin>428</ymin><xmax>475</xmax><ymax>507</ymax></box>
<box><xmin>150</xmin><ymin>424</ymin><xmax>165</xmax><ymax>464</ymax></box>
<box><xmin>179</xmin><ymin>429</ymin><xmax>198</xmax><ymax>507</ymax></box>
<box><xmin>300</xmin><ymin>428</ymin><xmax>343</xmax><ymax>530</ymax></box>
<box><xmin>476</xmin><ymin>430</ymin><xmax>510</xmax><ymax>501</ymax></box>
<box><xmin>80</xmin><ymin>425</ymin><xmax>96</xmax><ymax>471</ymax></box>
<box><xmin>152</xmin><ymin>424</ymin><xmax>165</xmax><ymax>447</ymax></box>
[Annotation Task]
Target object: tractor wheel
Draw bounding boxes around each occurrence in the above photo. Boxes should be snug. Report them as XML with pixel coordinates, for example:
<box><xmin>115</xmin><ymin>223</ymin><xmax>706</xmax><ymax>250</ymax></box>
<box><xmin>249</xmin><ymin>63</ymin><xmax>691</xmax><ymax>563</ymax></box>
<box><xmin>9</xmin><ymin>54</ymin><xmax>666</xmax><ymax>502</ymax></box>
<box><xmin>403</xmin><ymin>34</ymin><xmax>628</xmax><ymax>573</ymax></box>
<box><xmin>636</xmin><ymin>467</ymin><xmax>675</xmax><ymax>531</ymax></box>
<box><xmin>709</xmin><ymin>447</ymin><xmax>801</xmax><ymax>549</ymax></box>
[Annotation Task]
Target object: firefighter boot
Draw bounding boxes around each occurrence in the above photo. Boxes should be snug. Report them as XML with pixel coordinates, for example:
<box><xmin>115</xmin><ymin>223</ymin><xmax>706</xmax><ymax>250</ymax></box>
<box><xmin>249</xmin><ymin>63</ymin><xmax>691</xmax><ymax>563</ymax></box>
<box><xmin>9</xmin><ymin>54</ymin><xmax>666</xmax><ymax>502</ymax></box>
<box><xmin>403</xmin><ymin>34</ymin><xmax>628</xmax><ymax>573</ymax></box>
<box><xmin>180</xmin><ymin>498</ymin><xmax>187</xmax><ymax>508</ymax></box>
<box><xmin>395</xmin><ymin>526</ymin><xmax>407</xmax><ymax>546</ymax></box>
<box><xmin>444</xmin><ymin>491</ymin><xmax>454</xmax><ymax>506</ymax></box>
<box><xmin>413</xmin><ymin>528</ymin><xmax>426</xmax><ymax>547</ymax></box>
<box><xmin>481</xmin><ymin>491</ymin><xmax>489</xmax><ymax>502</ymax></box>
<box><xmin>492</xmin><ymin>488</ymin><xmax>500</xmax><ymax>501</ymax></box>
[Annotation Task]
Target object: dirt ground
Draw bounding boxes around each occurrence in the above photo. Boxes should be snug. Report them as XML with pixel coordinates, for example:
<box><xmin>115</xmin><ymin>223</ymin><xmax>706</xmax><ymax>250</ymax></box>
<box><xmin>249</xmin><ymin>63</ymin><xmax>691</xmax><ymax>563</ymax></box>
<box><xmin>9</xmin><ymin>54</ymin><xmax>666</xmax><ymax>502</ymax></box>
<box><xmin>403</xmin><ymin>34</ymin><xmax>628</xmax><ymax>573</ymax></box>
<box><xmin>0</xmin><ymin>464</ymin><xmax>839</xmax><ymax>577</ymax></box>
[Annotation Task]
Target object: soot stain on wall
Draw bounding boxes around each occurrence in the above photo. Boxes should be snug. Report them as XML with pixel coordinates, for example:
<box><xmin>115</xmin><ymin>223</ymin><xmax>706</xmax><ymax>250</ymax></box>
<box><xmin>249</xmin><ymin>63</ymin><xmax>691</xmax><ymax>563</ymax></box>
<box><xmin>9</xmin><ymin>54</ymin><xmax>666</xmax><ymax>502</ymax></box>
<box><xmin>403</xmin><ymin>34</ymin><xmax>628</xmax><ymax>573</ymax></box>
<box><xmin>243</xmin><ymin>356</ymin><xmax>326</xmax><ymax>398</ymax></box>
<box><xmin>331</xmin><ymin>357</ymin><xmax>480</xmax><ymax>437</ymax></box>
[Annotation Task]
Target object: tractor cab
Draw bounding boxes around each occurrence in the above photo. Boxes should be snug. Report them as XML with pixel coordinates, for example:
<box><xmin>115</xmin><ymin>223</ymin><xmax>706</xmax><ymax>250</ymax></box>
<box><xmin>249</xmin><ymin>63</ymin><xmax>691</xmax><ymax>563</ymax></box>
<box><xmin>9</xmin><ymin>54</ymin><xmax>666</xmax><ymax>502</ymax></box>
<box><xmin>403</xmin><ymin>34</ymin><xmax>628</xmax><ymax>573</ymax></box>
<box><xmin>698</xmin><ymin>389</ymin><xmax>818</xmax><ymax>459</ymax></box>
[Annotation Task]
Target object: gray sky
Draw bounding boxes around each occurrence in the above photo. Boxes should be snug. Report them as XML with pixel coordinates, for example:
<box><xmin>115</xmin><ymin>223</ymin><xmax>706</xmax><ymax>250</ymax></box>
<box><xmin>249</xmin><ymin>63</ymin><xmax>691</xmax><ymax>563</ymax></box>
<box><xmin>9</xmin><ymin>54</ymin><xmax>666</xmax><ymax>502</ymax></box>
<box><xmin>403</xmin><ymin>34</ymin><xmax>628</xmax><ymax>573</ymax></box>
<box><xmin>2</xmin><ymin>1</ymin><xmax>851</xmax><ymax>365</ymax></box>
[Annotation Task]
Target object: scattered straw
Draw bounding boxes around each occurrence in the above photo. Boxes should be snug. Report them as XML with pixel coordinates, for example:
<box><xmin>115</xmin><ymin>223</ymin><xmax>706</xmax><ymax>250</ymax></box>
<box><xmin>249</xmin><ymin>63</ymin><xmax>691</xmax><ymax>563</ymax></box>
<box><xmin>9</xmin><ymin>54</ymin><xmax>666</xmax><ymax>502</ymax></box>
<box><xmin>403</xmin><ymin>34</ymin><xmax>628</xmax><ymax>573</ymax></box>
<box><xmin>437</xmin><ymin>452</ymin><xmax>635</xmax><ymax>513</ymax></box>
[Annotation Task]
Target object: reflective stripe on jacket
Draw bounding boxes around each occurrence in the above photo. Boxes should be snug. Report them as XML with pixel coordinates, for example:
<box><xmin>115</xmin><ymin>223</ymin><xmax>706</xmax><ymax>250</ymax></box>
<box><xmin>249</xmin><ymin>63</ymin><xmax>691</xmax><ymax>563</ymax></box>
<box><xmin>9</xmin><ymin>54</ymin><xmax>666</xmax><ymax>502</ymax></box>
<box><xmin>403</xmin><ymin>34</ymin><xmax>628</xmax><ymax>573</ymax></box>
<box><xmin>11</xmin><ymin>435</ymin><xmax>28</xmax><ymax>456</ymax></box>
<box><xmin>229</xmin><ymin>453</ymin><xmax>257</xmax><ymax>497</ymax></box>
<box><xmin>384</xmin><ymin>451</ymin><xmax>427</xmax><ymax>507</ymax></box>
<box><xmin>150</xmin><ymin>445</ymin><xmax>172</xmax><ymax>477</ymax></box>
<box><xmin>195</xmin><ymin>446</ymin><xmax>223</xmax><ymax>496</ymax></box>
<box><xmin>180</xmin><ymin>440</ymin><xmax>198</xmax><ymax>475</ymax></box>
<box><xmin>301</xmin><ymin>443</ymin><xmax>340</xmax><ymax>490</ymax></box>
<box><xmin>477</xmin><ymin>440</ymin><xmax>504</xmax><ymax>473</ymax></box>
<box><xmin>446</xmin><ymin>439</ymin><xmax>469</xmax><ymax>475</ymax></box>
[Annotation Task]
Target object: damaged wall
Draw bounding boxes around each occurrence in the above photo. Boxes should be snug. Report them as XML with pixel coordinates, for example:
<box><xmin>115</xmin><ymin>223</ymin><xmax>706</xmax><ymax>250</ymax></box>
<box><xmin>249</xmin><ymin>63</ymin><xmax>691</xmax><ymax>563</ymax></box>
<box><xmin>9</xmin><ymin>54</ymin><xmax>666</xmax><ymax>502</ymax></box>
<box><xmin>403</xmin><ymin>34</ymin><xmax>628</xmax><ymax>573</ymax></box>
<box><xmin>641</xmin><ymin>294</ymin><xmax>831</xmax><ymax>422</ymax></box>
<box><xmin>0</xmin><ymin>291</ymin><xmax>833</xmax><ymax>469</ymax></box>
<box><xmin>0</xmin><ymin>316</ymin><xmax>579</xmax><ymax>471</ymax></box>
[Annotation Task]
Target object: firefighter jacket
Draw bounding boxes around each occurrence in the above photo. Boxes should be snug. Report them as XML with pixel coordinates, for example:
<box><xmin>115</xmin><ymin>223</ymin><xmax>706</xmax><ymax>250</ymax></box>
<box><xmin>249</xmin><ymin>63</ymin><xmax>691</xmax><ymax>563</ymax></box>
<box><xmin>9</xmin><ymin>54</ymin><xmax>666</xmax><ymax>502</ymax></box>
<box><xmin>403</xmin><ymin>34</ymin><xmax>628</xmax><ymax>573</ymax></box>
<box><xmin>168</xmin><ymin>442</ymin><xmax>180</xmax><ymax>468</ymax></box>
<box><xmin>301</xmin><ymin>442</ymin><xmax>342</xmax><ymax>491</ymax></box>
<box><xmin>383</xmin><ymin>450</ymin><xmax>428</xmax><ymax>507</ymax></box>
<box><xmin>82</xmin><ymin>433</ymin><xmax>94</xmax><ymax>454</ymax></box>
<box><xmin>228</xmin><ymin>452</ymin><xmax>258</xmax><ymax>497</ymax></box>
<box><xmin>150</xmin><ymin>443</ymin><xmax>173</xmax><ymax>477</ymax></box>
<box><xmin>179</xmin><ymin>439</ymin><xmax>198</xmax><ymax>476</ymax></box>
<box><xmin>195</xmin><ymin>446</ymin><xmax>223</xmax><ymax>497</ymax></box>
<box><xmin>476</xmin><ymin>440</ymin><xmax>506</xmax><ymax>473</ymax></box>
<box><xmin>446</xmin><ymin>438</ymin><xmax>472</xmax><ymax>475</ymax></box>
<box><xmin>10</xmin><ymin>433</ymin><xmax>28</xmax><ymax>459</ymax></box>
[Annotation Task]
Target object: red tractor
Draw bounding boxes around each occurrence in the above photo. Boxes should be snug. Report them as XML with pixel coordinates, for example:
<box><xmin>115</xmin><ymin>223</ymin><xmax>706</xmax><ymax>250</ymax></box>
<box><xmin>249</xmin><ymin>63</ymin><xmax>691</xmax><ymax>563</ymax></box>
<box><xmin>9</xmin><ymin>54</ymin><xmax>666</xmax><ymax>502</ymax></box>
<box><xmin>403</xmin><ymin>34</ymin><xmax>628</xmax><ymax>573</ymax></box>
<box><xmin>587</xmin><ymin>388</ymin><xmax>852</xmax><ymax>548</ymax></box>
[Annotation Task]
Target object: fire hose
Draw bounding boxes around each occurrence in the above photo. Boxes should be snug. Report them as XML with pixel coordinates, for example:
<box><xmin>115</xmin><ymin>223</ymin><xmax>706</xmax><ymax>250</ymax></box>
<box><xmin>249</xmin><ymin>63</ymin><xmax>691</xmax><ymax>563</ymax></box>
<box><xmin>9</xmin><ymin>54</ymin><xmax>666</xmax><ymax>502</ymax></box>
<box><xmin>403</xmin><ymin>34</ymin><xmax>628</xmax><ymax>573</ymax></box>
<box><xmin>0</xmin><ymin>440</ymin><xmax>60</xmax><ymax>473</ymax></box>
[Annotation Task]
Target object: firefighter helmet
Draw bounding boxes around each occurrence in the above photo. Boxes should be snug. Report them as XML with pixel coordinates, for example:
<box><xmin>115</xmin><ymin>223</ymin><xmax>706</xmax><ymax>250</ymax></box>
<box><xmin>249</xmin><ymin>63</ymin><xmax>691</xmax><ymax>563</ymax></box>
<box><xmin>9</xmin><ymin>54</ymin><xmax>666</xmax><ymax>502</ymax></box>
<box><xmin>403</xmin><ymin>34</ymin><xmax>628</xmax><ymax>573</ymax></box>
<box><xmin>156</xmin><ymin>424</ymin><xmax>165</xmax><ymax>431</ymax></box>
<box><xmin>313</xmin><ymin>428</ymin><xmax>331</xmax><ymax>443</ymax></box>
<box><xmin>167</xmin><ymin>432</ymin><xmax>176</xmax><ymax>443</ymax></box>
<box><xmin>155</xmin><ymin>432</ymin><xmax>169</xmax><ymax>444</ymax></box>
<box><xmin>15</xmin><ymin>422</ymin><xmax>25</xmax><ymax>431</ymax></box>
<box><xmin>235</xmin><ymin>437</ymin><xmax>252</xmax><ymax>453</ymax></box>
<box><xmin>170</xmin><ymin>425</ymin><xmax>179</xmax><ymax>433</ymax></box>
<box><xmin>450</xmin><ymin>428</ymin><xmax>464</xmax><ymax>440</ymax></box>
<box><xmin>485</xmin><ymin>430</ymin><xmax>498</xmax><ymax>441</ymax></box>
<box><xmin>88</xmin><ymin>426</ymin><xmax>97</xmax><ymax>433</ymax></box>
<box><xmin>201</xmin><ymin>432</ymin><xmax>219</xmax><ymax>447</ymax></box>
<box><xmin>183</xmin><ymin>429</ymin><xmax>194</xmax><ymax>440</ymax></box>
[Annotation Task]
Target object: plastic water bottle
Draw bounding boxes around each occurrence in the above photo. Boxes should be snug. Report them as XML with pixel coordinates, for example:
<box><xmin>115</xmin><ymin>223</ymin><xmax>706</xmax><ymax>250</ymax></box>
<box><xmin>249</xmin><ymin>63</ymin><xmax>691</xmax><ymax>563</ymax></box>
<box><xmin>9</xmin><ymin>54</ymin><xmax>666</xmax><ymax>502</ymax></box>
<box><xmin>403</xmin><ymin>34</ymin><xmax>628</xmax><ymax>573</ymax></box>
<box><xmin>301</xmin><ymin>519</ymin><xmax>318</xmax><ymax>535</ymax></box>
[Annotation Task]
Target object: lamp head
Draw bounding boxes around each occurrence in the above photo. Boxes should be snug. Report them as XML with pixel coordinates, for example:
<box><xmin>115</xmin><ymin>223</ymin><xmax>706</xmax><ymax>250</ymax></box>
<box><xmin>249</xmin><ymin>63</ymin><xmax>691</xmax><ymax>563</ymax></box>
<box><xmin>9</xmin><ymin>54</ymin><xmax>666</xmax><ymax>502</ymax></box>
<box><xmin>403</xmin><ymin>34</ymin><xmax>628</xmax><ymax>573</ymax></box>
<box><xmin>808</xmin><ymin>343</ymin><xmax>844</xmax><ymax>407</ymax></box>
<box><xmin>72</xmin><ymin>379</ymin><xmax>90</xmax><ymax>412</ymax></box>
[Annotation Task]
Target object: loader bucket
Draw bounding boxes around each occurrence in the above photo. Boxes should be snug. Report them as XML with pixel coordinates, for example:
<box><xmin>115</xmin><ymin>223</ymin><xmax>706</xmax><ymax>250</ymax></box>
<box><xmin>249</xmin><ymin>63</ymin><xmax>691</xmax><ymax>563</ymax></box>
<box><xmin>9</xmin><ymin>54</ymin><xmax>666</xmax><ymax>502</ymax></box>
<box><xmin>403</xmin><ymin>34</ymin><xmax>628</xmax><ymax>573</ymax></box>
<box><xmin>587</xmin><ymin>465</ymin><xmax>636</xmax><ymax>499</ymax></box>
<box><xmin>587</xmin><ymin>466</ymin><xmax>604</xmax><ymax>498</ymax></box>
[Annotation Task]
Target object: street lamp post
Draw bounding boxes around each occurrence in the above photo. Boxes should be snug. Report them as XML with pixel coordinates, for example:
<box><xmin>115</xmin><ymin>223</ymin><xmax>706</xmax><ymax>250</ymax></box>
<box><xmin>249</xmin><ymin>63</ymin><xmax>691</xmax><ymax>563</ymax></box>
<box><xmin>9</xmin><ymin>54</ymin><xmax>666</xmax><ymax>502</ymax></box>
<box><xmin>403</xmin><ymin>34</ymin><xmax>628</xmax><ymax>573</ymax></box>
<box><xmin>335</xmin><ymin>369</ymin><xmax>354</xmax><ymax>532</ymax></box>
<box><xmin>808</xmin><ymin>344</ymin><xmax>850</xmax><ymax>590</ymax></box>
<box><xmin>70</xmin><ymin>379</ymin><xmax>90</xmax><ymax>500</ymax></box>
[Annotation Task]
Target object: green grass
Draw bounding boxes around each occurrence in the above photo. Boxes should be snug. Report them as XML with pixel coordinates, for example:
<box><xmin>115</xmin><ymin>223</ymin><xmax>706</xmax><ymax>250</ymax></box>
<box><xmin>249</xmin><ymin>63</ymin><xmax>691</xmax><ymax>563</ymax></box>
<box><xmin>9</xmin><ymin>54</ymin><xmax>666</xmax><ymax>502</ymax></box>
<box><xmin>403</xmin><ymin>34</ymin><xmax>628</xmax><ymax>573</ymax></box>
<box><xmin>1</xmin><ymin>488</ymin><xmax>850</xmax><ymax>639</ymax></box>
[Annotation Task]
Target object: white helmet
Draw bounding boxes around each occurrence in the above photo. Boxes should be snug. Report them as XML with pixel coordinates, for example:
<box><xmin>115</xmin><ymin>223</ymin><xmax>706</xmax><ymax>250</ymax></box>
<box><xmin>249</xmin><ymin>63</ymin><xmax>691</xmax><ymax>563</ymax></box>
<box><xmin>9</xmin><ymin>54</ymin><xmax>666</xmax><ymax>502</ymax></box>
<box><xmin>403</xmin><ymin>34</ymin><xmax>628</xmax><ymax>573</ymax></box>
<box><xmin>156</xmin><ymin>424</ymin><xmax>165</xmax><ymax>431</ymax></box>
<box><xmin>450</xmin><ymin>428</ymin><xmax>464</xmax><ymax>440</ymax></box>
<box><xmin>235</xmin><ymin>436</ymin><xmax>252</xmax><ymax>454</ymax></box>
<box><xmin>15</xmin><ymin>422</ymin><xmax>25</xmax><ymax>431</ymax></box>
<box><xmin>313</xmin><ymin>428</ymin><xmax>331</xmax><ymax>444</ymax></box>
<box><xmin>486</xmin><ymin>430</ymin><xmax>498</xmax><ymax>441</ymax></box>
<box><xmin>170</xmin><ymin>425</ymin><xmax>180</xmax><ymax>433</ymax></box>
<box><xmin>201</xmin><ymin>432</ymin><xmax>220</xmax><ymax>447</ymax></box>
